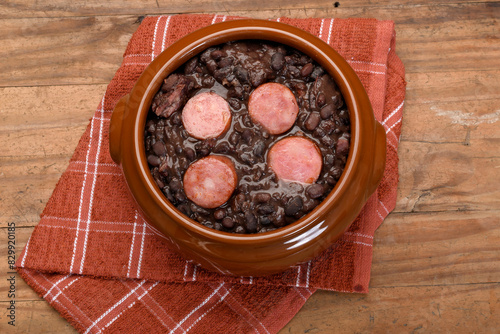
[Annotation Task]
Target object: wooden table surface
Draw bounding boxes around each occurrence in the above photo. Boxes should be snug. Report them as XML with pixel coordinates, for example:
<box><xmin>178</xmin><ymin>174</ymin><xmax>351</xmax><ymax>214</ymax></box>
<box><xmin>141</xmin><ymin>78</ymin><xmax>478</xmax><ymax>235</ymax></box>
<box><xmin>1</xmin><ymin>0</ymin><xmax>499</xmax><ymax>333</ymax></box>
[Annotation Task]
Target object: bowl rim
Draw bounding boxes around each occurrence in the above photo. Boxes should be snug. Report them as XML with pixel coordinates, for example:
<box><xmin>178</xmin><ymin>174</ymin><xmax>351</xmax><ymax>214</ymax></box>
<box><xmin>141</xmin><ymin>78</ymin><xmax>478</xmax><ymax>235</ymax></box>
<box><xmin>129</xmin><ymin>18</ymin><xmax>368</xmax><ymax>245</ymax></box>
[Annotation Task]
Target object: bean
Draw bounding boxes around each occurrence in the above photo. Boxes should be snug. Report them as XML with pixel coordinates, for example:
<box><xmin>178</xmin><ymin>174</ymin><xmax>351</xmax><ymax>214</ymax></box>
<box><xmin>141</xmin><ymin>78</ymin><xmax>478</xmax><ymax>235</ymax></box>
<box><xmin>178</xmin><ymin>157</ymin><xmax>189</xmax><ymax>171</ymax></box>
<box><xmin>152</xmin><ymin>168</ymin><xmax>165</xmax><ymax>189</ymax></box>
<box><xmin>242</xmin><ymin>115</ymin><xmax>253</xmax><ymax>127</ymax></box>
<box><xmin>299</xmin><ymin>55</ymin><xmax>311</xmax><ymax>65</ymax></box>
<box><xmin>252</xmin><ymin>169</ymin><xmax>263</xmax><ymax>182</ymax></box>
<box><xmin>195</xmin><ymin>142</ymin><xmax>211</xmax><ymax>157</ymax></box>
<box><xmin>175</xmin><ymin>191</ymin><xmax>187</xmax><ymax>202</ymax></box>
<box><xmin>228</xmin><ymin>97</ymin><xmax>241</xmax><ymax>110</ymax></box>
<box><xmin>321</xmin><ymin>120</ymin><xmax>335</xmax><ymax>135</ymax></box>
<box><xmin>214</xmin><ymin>209</ymin><xmax>226</xmax><ymax>220</ymax></box>
<box><xmin>203</xmin><ymin>221</ymin><xmax>214</xmax><ymax>229</ymax></box>
<box><xmin>287</xmin><ymin>65</ymin><xmax>300</xmax><ymax>77</ymax></box>
<box><xmin>324</xmin><ymin>154</ymin><xmax>335</xmax><ymax>166</ymax></box>
<box><xmin>320</xmin><ymin>104</ymin><xmax>334</xmax><ymax>119</ymax></box>
<box><xmin>152</xmin><ymin>141</ymin><xmax>166</xmax><ymax>156</ymax></box>
<box><xmin>242</xmin><ymin>129</ymin><xmax>253</xmax><ymax>145</ymax></box>
<box><xmin>326</xmin><ymin>176</ymin><xmax>337</xmax><ymax>186</ymax></box>
<box><xmin>289</xmin><ymin>182</ymin><xmax>304</xmax><ymax>193</ymax></box>
<box><xmin>232</xmin><ymin>193</ymin><xmax>246</xmax><ymax>213</ymax></box>
<box><xmin>316</xmin><ymin>93</ymin><xmax>326</xmax><ymax>108</ymax></box>
<box><xmin>169</xmin><ymin>178</ymin><xmax>182</xmax><ymax>192</ymax></box>
<box><xmin>234</xmin><ymin>122</ymin><xmax>244</xmax><ymax>133</ymax></box>
<box><xmin>271</xmin><ymin>52</ymin><xmax>285</xmax><ymax>70</ymax></box>
<box><xmin>200</xmin><ymin>48</ymin><xmax>215</xmax><ymax>63</ymax></box>
<box><xmin>210</xmin><ymin>49</ymin><xmax>226</xmax><ymax>61</ymax></box>
<box><xmin>253</xmin><ymin>140</ymin><xmax>266</xmax><ymax>157</ymax></box>
<box><xmin>165</xmin><ymin>143</ymin><xmax>175</xmax><ymax>156</ymax></box>
<box><xmin>298</xmin><ymin>112</ymin><xmax>308</xmax><ymax>124</ymax></box>
<box><xmin>301</xmin><ymin>63</ymin><xmax>314</xmax><ymax>77</ymax></box>
<box><xmin>206</xmin><ymin>59</ymin><xmax>218</xmax><ymax>73</ymax></box>
<box><xmin>257</xmin><ymin>204</ymin><xmax>275</xmax><ymax>215</ymax></box>
<box><xmin>214</xmin><ymin>142</ymin><xmax>231</xmax><ymax>154</ymax></box>
<box><xmin>214</xmin><ymin>67</ymin><xmax>232</xmax><ymax>82</ymax></box>
<box><xmin>146</xmin><ymin>120</ymin><xmax>156</xmax><ymax>133</ymax></box>
<box><xmin>340</xmin><ymin>110</ymin><xmax>350</xmax><ymax>125</ymax></box>
<box><xmin>310</xmin><ymin>66</ymin><xmax>324</xmax><ymax>79</ymax></box>
<box><xmin>330</xmin><ymin>167</ymin><xmax>343</xmax><ymax>179</ymax></box>
<box><xmin>191</xmin><ymin>203</ymin><xmax>211</xmax><ymax>215</ymax></box>
<box><xmin>303</xmin><ymin>199</ymin><xmax>318</xmax><ymax>212</ymax></box>
<box><xmin>260</xmin><ymin>216</ymin><xmax>272</xmax><ymax>226</ymax></box>
<box><xmin>285</xmin><ymin>54</ymin><xmax>299</xmax><ymax>65</ymax></box>
<box><xmin>234</xmin><ymin>66</ymin><xmax>249</xmax><ymax>83</ymax></box>
<box><xmin>285</xmin><ymin>196</ymin><xmax>303</xmax><ymax>216</ymax></box>
<box><xmin>241</xmin><ymin>201</ymin><xmax>251</xmax><ymax>212</ymax></box>
<box><xmin>272</xmin><ymin>207</ymin><xmax>286</xmax><ymax>227</ymax></box>
<box><xmin>305</xmin><ymin>112</ymin><xmax>321</xmax><ymax>131</ymax></box>
<box><xmin>161</xmin><ymin>74</ymin><xmax>179</xmax><ymax>92</ymax></box>
<box><xmin>163</xmin><ymin>187</ymin><xmax>175</xmax><ymax>203</ymax></box>
<box><xmin>306</xmin><ymin>184</ymin><xmax>325</xmax><ymax>199</ymax></box>
<box><xmin>184</xmin><ymin>147</ymin><xmax>195</xmax><ymax>161</ymax></box>
<box><xmin>158</xmin><ymin>160</ymin><xmax>169</xmax><ymax>176</ymax></box>
<box><xmin>244</xmin><ymin>212</ymin><xmax>258</xmax><ymax>233</ymax></box>
<box><xmin>184</xmin><ymin>57</ymin><xmax>198</xmax><ymax>74</ymax></box>
<box><xmin>218</xmin><ymin>56</ymin><xmax>234</xmax><ymax>68</ymax></box>
<box><xmin>239</xmin><ymin>152</ymin><xmax>256</xmax><ymax>165</ymax></box>
<box><xmin>228</xmin><ymin>132</ymin><xmax>240</xmax><ymax>146</ymax></box>
<box><xmin>233</xmin><ymin>85</ymin><xmax>245</xmax><ymax>99</ymax></box>
<box><xmin>197</xmin><ymin>147</ymin><xmax>210</xmax><ymax>157</ymax></box>
<box><xmin>147</xmin><ymin>154</ymin><xmax>161</xmax><ymax>167</ymax></box>
<box><xmin>171</xmin><ymin>112</ymin><xmax>182</xmax><ymax>125</ymax></box>
<box><xmin>331</xmin><ymin>91</ymin><xmax>344</xmax><ymax>109</ymax></box>
<box><xmin>238</xmin><ymin>183</ymin><xmax>250</xmax><ymax>194</ymax></box>
<box><xmin>336</xmin><ymin>137</ymin><xmax>350</xmax><ymax>154</ymax></box>
<box><xmin>178</xmin><ymin>203</ymin><xmax>192</xmax><ymax>216</ymax></box>
<box><xmin>321</xmin><ymin>135</ymin><xmax>334</xmax><ymax>147</ymax></box>
<box><xmin>293</xmin><ymin>81</ymin><xmax>307</xmax><ymax>92</ymax></box>
<box><xmin>235</xmin><ymin>226</ymin><xmax>245</xmax><ymax>234</ymax></box>
<box><xmin>249</xmin><ymin>70</ymin><xmax>266</xmax><ymax>87</ymax></box>
<box><xmin>254</xmin><ymin>192</ymin><xmax>271</xmax><ymax>203</ymax></box>
<box><xmin>222</xmin><ymin>217</ymin><xmax>234</xmax><ymax>229</ymax></box>
<box><xmin>201</xmin><ymin>75</ymin><xmax>215</xmax><ymax>87</ymax></box>
<box><xmin>313</xmin><ymin>127</ymin><xmax>326</xmax><ymax>138</ymax></box>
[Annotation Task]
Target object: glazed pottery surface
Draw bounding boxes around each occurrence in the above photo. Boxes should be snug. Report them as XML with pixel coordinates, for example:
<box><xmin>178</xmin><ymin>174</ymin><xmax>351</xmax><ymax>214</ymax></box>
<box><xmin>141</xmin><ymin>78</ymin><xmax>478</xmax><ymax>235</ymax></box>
<box><xmin>109</xmin><ymin>19</ymin><xmax>386</xmax><ymax>276</ymax></box>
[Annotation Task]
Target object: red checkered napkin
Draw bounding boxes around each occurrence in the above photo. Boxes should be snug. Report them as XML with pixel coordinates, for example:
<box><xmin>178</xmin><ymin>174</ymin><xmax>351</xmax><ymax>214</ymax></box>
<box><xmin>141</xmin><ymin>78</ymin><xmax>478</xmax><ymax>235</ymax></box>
<box><xmin>16</xmin><ymin>14</ymin><xmax>406</xmax><ymax>334</ymax></box>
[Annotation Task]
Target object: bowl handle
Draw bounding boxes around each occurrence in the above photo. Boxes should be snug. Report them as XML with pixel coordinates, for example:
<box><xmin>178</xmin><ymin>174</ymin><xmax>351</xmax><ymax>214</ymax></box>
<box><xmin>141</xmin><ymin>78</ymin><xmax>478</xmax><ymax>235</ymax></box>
<box><xmin>109</xmin><ymin>94</ymin><xmax>129</xmax><ymax>164</ymax></box>
<box><xmin>368</xmin><ymin>121</ymin><xmax>387</xmax><ymax>195</ymax></box>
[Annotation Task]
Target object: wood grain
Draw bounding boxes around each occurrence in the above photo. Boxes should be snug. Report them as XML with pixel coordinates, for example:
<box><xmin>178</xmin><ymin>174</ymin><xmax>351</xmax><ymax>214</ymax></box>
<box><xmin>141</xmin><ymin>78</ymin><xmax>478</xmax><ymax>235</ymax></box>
<box><xmin>1</xmin><ymin>284</ymin><xmax>498</xmax><ymax>333</ymax></box>
<box><xmin>281</xmin><ymin>284</ymin><xmax>500</xmax><ymax>333</ymax></box>
<box><xmin>1</xmin><ymin>3</ymin><xmax>498</xmax><ymax>87</ymax></box>
<box><xmin>1</xmin><ymin>0</ymin><xmax>499</xmax><ymax>332</ymax></box>
<box><xmin>1</xmin><ymin>0</ymin><xmax>498</xmax><ymax>18</ymax></box>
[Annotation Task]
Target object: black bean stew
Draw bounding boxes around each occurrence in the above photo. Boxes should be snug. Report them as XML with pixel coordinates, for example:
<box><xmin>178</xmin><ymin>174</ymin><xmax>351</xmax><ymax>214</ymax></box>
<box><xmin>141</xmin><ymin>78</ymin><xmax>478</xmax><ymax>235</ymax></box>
<box><xmin>144</xmin><ymin>40</ymin><xmax>350</xmax><ymax>234</ymax></box>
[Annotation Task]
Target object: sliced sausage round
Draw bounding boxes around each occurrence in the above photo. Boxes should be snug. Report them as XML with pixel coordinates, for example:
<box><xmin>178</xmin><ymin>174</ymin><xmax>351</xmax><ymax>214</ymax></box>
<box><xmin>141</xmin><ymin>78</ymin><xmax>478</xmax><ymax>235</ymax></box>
<box><xmin>183</xmin><ymin>155</ymin><xmax>238</xmax><ymax>209</ymax></box>
<box><xmin>268</xmin><ymin>137</ymin><xmax>323</xmax><ymax>184</ymax></box>
<box><xmin>181</xmin><ymin>92</ymin><xmax>232</xmax><ymax>140</ymax></box>
<box><xmin>248</xmin><ymin>82</ymin><xmax>299</xmax><ymax>135</ymax></box>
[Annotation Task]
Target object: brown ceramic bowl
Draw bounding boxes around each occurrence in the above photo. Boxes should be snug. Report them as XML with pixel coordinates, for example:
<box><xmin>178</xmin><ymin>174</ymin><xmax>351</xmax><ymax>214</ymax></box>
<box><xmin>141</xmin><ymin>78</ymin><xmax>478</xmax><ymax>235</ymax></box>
<box><xmin>109</xmin><ymin>19</ymin><xmax>386</xmax><ymax>276</ymax></box>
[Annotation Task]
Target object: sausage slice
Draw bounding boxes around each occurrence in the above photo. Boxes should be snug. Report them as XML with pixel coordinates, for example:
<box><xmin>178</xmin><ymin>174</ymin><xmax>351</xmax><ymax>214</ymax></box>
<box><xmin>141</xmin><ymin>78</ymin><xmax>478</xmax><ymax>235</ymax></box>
<box><xmin>182</xmin><ymin>92</ymin><xmax>232</xmax><ymax>140</ymax></box>
<box><xmin>268</xmin><ymin>137</ymin><xmax>323</xmax><ymax>184</ymax></box>
<box><xmin>183</xmin><ymin>155</ymin><xmax>238</xmax><ymax>209</ymax></box>
<box><xmin>248</xmin><ymin>82</ymin><xmax>299</xmax><ymax>135</ymax></box>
